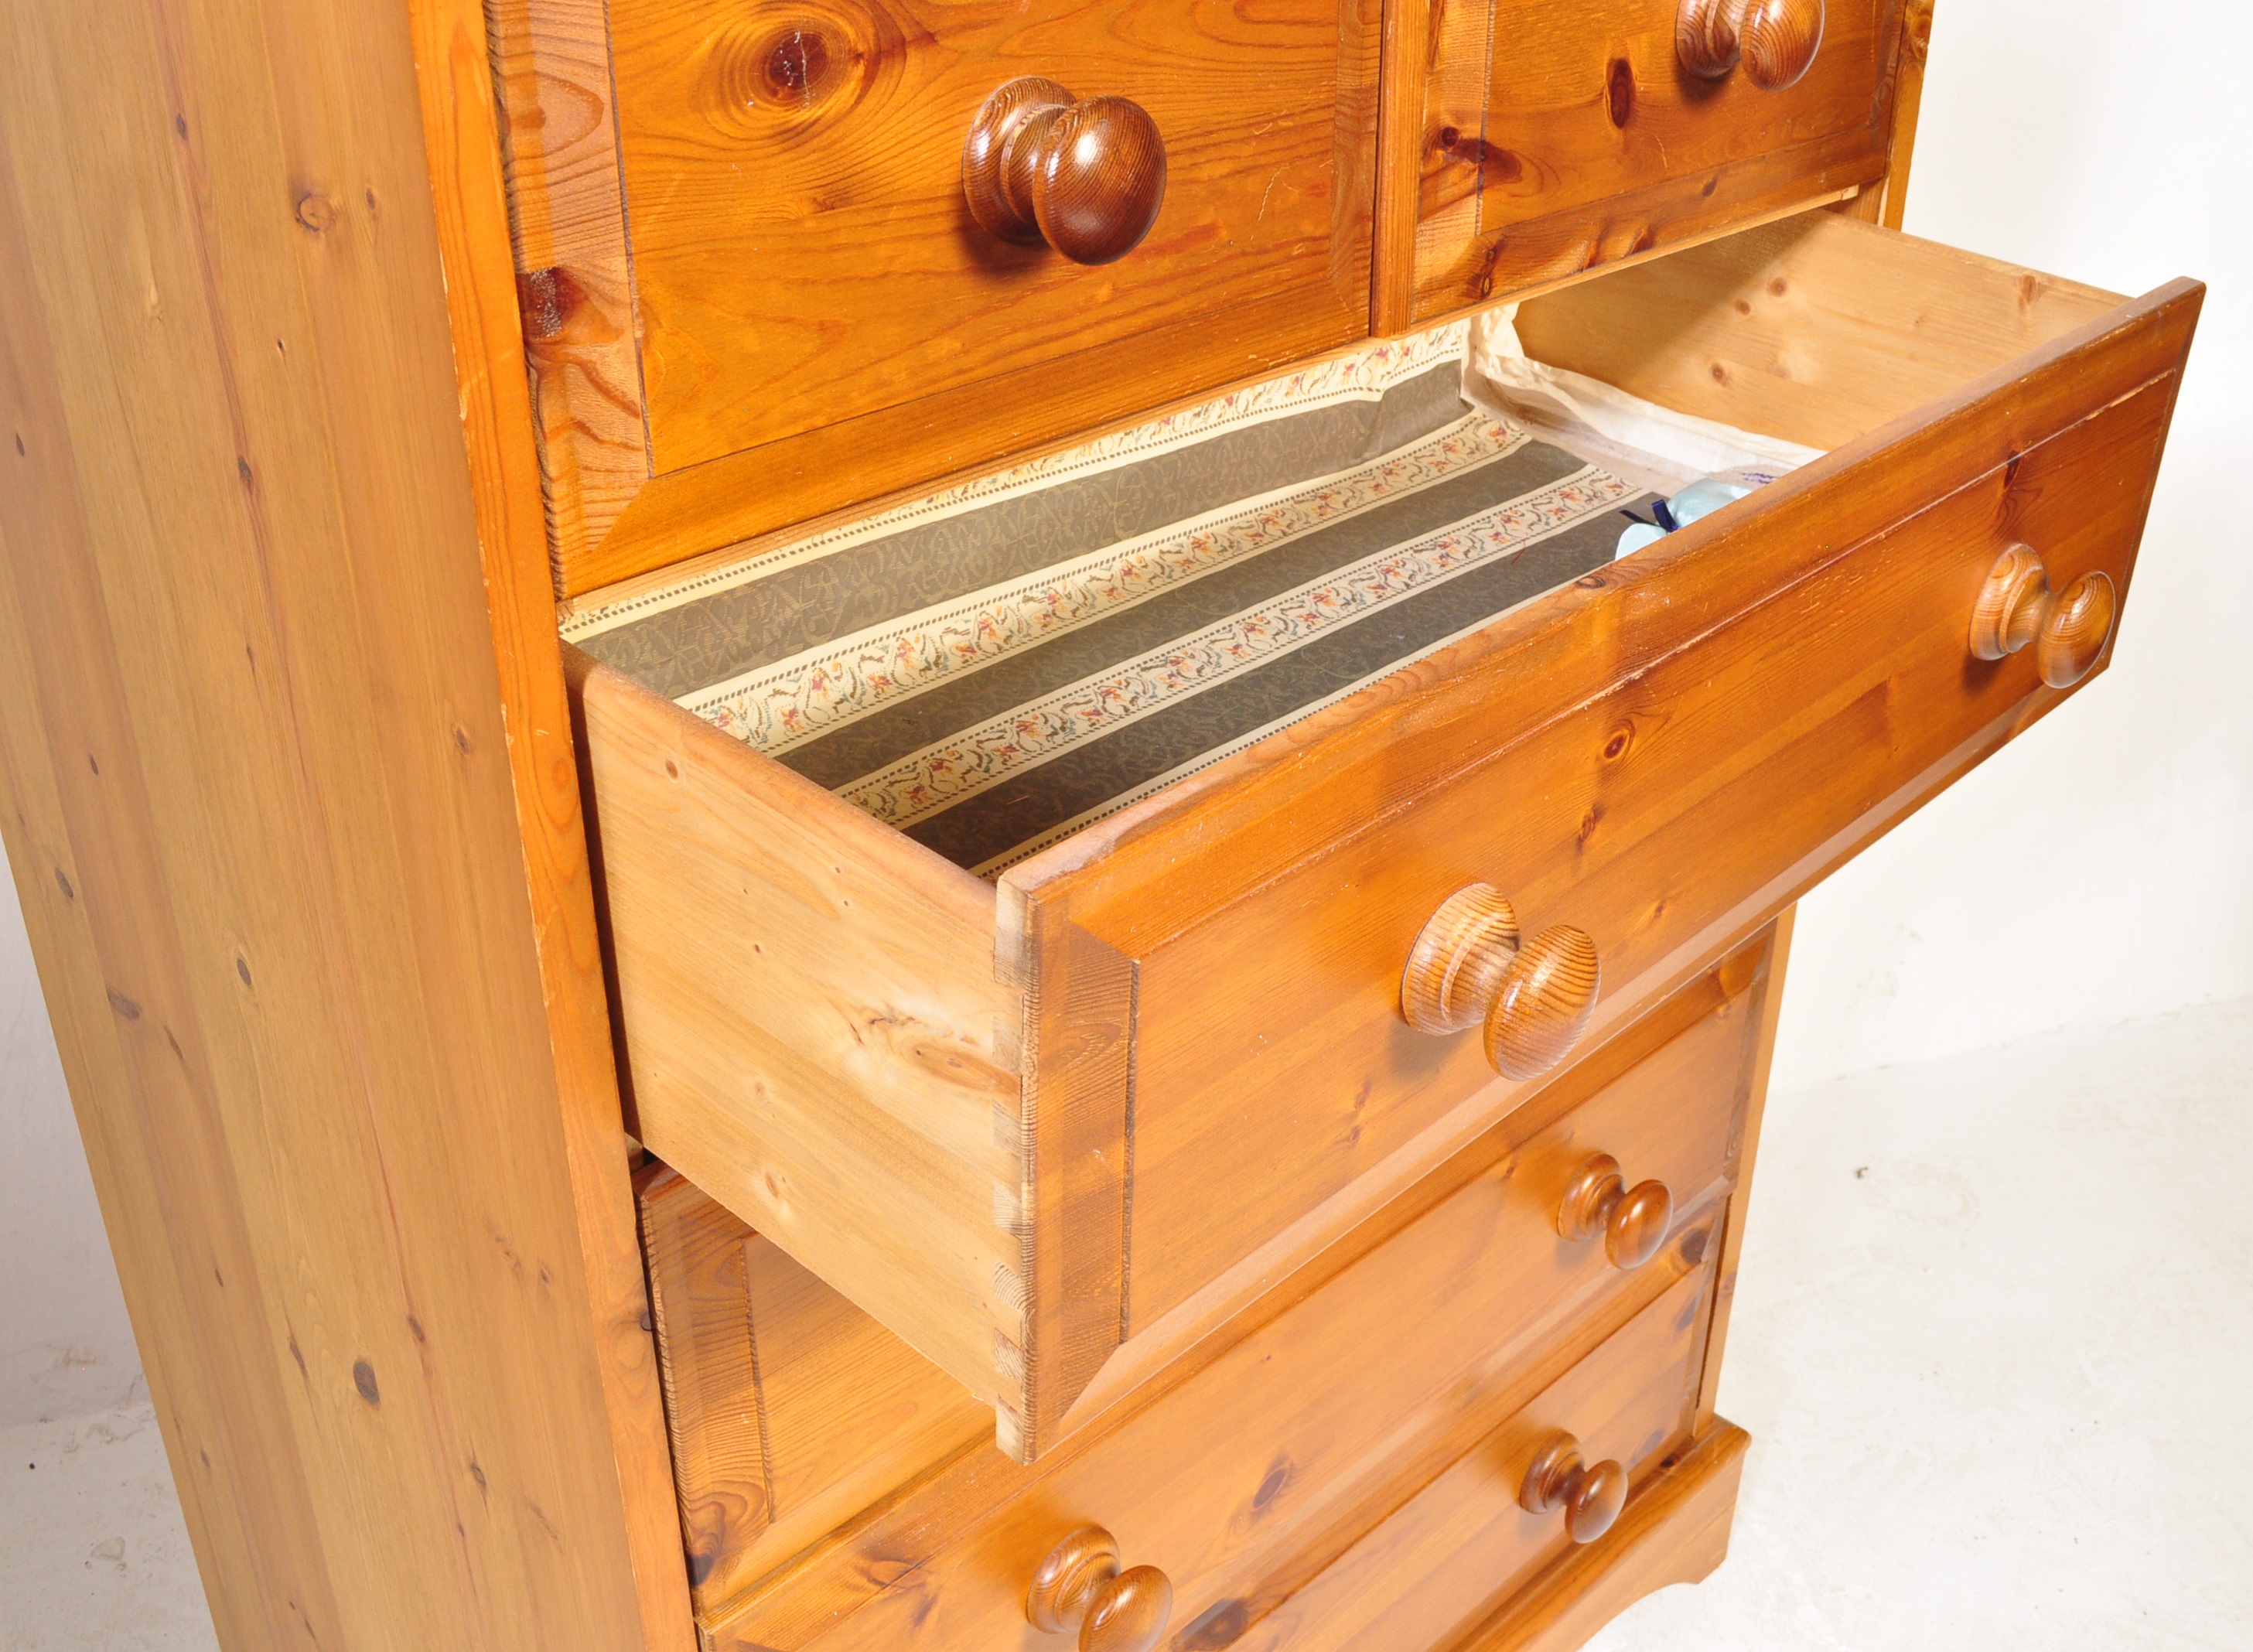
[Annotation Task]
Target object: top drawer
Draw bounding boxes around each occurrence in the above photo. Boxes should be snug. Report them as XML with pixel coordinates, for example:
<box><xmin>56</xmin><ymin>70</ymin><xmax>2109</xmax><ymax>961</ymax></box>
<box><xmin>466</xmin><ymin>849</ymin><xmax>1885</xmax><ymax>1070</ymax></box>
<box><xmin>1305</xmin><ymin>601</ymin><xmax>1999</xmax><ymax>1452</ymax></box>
<box><xmin>488</xmin><ymin>0</ymin><xmax>1380</xmax><ymax>592</ymax></box>
<box><xmin>572</xmin><ymin>213</ymin><xmax>2199</xmax><ymax>1465</ymax></box>
<box><xmin>1384</xmin><ymin>0</ymin><xmax>1920</xmax><ymax>325</ymax></box>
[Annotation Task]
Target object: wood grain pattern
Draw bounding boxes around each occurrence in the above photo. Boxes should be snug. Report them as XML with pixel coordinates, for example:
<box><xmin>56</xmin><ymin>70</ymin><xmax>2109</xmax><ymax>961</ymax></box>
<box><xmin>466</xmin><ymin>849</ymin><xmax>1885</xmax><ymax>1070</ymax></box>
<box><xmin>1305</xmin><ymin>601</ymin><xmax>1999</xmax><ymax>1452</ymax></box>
<box><xmin>565</xmin><ymin>292</ymin><xmax>1376</xmax><ymax>596</ymax></box>
<box><xmin>486</xmin><ymin>0</ymin><xmax>1380</xmax><ymax>592</ymax></box>
<box><xmin>1402</xmin><ymin>884</ymin><xmax>1523</xmax><ymax>1036</ymax></box>
<box><xmin>482</xmin><ymin>0</ymin><xmax>653</xmax><ymax>576</ymax></box>
<box><xmin>1456</xmin><ymin>1421</ymin><xmax>1751</xmax><ymax>1652</ymax></box>
<box><xmin>1678</xmin><ymin>0</ymin><xmax>1829</xmax><ymax>89</ymax></box>
<box><xmin>408</xmin><ymin>0</ymin><xmax>697</xmax><ymax>1641</ymax></box>
<box><xmin>1838</xmin><ymin>0</ymin><xmax>1929</xmax><ymax>228</ymax></box>
<box><xmin>1002</xmin><ymin>224</ymin><xmax>2197</xmax><ymax>1338</ymax></box>
<box><xmin>1399</xmin><ymin>888</ymin><xmax>1601</xmax><ymax>1077</ymax></box>
<box><xmin>576</xmin><ymin>661</ymin><xmax>1029</xmax><ymax>1445</ymax></box>
<box><xmin>610</xmin><ymin>0</ymin><xmax>1371</xmax><ymax>475</ymax></box>
<box><xmin>996</xmin><ymin>889</ymin><xmax>1137</xmax><ymax>1461</ymax></box>
<box><xmin>0</xmin><ymin>0</ymin><xmax>672</xmax><ymax>1645</ymax></box>
<box><xmin>578</xmin><ymin>657</ymin><xmax>1143</xmax><ymax>1463</ymax></box>
<box><xmin>701</xmin><ymin>940</ymin><xmax>1767</xmax><ymax>1650</ymax></box>
<box><xmin>1384</xmin><ymin>0</ymin><xmax>1903</xmax><ymax>322</ymax></box>
<box><xmin>1507</xmin><ymin>216</ymin><xmax>2124</xmax><ymax>451</ymax></box>
<box><xmin>636</xmin><ymin>1166</ymin><xmax>992</xmax><ymax>1620</ymax></box>
<box><xmin>637</xmin><ymin>1167</ymin><xmax>770</xmax><ymax>1601</ymax></box>
<box><xmin>1217</xmin><ymin>1266</ymin><xmax>1714</xmax><ymax>1652</ymax></box>
<box><xmin>1487</xmin><ymin>925</ymin><xmax>1603</xmax><ymax>1081</ymax></box>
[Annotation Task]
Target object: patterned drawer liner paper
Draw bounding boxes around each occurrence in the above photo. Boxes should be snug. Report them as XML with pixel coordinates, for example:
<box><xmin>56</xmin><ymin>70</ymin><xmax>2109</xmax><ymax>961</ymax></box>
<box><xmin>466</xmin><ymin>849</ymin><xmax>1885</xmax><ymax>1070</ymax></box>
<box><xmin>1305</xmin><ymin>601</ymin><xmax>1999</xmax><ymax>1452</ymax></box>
<box><xmin>564</xmin><ymin>322</ymin><xmax>1647</xmax><ymax>879</ymax></box>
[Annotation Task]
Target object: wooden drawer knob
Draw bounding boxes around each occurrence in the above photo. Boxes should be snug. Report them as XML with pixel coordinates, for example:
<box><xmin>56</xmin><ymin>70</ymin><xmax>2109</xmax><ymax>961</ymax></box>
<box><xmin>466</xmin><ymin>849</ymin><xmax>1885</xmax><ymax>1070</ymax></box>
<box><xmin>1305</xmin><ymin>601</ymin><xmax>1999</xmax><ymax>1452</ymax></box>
<box><xmin>1558</xmin><ymin>1152</ymin><xmax>1674</xmax><ymax>1270</ymax></box>
<box><xmin>1401</xmin><ymin>885</ymin><xmax>1601</xmax><ymax>1081</ymax></box>
<box><xmin>1028</xmin><ymin>1526</ymin><xmax>1173</xmax><ymax>1652</ymax></box>
<box><xmin>964</xmin><ymin>77</ymin><xmax>1167</xmax><ymax>266</ymax></box>
<box><xmin>1520</xmin><ymin>1432</ymin><xmax>1629</xmax><ymax>1544</ymax></box>
<box><xmin>1969</xmin><ymin>543</ymin><xmax>2117</xmax><ymax>689</ymax></box>
<box><xmin>1677</xmin><ymin>0</ymin><xmax>1826</xmax><ymax>90</ymax></box>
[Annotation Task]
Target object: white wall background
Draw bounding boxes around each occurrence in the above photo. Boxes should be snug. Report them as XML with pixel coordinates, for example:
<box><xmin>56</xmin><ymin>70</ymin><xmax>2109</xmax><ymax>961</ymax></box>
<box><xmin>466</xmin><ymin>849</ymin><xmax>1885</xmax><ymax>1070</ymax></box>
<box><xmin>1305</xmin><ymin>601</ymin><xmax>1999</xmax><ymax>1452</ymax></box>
<box><xmin>2</xmin><ymin>0</ymin><xmax>2248</xmax><ymax>1422</ymax></box>
<box><xmin>1769</xmin><ymin>0</ymin><xmax>2253</xmax><ymax>1085</ymax></box>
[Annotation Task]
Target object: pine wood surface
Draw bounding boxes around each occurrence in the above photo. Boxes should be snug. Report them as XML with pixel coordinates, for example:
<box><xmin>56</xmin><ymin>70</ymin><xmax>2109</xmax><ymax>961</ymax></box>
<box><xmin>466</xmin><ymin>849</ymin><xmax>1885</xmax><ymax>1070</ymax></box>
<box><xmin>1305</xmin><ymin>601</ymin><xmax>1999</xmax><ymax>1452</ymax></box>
<box><xmin>0</xmin><ymin>0</ymin><xmax>675</xmax><ymax>1646</ymax></box>
<box><xmin>996</xmin><ymin>884</ymin><xmax>1140</xmax><ymax>1459</ymax></box>
<box><xmin>1836</xmin><ymin>0</ymin><xmax>1930</xmax><ymax>229</ymax></box>
<box><xmin>489</xmin><ymin>0</ymin><xmax>1381</xmax><ymax>594</ymax></box>
<box><xmin>612</xmin><ymin>0</ymin><xmax>1374</xmax><ymax>476</ymax></box>
<box><xmin>575</xmin><ymin>661</ymin><xmax>1028</xmax><ymax>1435</ymax></box>
<box><xmin>1510</xmin><ymin>218</ymin><xmax>2122</xmax><ymax>450</ymax></box>
<box><xmin>696</xmin><ymin>932</ymin><xmax>1773</xmax><ymax>1649</ymax></box>
<box><xmin>1377</xmin><ymin>0</ymin><xmax>1910</xmax><ymax>326</ymax></box>
<box><xmin>1220</xmin><ymin>1267</ymin><xmax>1715</xmax><ymax>1652</ymax></box>
<box><xmin>482</xmin><ymin>0</ymin><xmax>651</xmax><ymax>575</ymax></box>
<box><xmin>573</xmin><ymin>216</ymin><xmax>2194</xmax><ymax>1477</ymax></box>
<box><xmin>1453</xmin><ymin>1421</ymin><xmax>1752</xmax><ymax>1652</ymax></box>
<box><xmin>406</xmin><ymin>0</ymin><xmax>698</xmax><ymax>1640</ymax></box>
<box><xmin>1009</xmin><ymin>224</ymin><xmax>2196</xmax><ymax>1339</ymax></box>
<box><xmin>637</xmin><ymin>1168</ymin><xmax>992</xmax><ymax>1618</ymax></box>
<box><xmin>569</xmin><ymin>300</ymin><xmax>1374</xmax><ymax>596</ymax></box>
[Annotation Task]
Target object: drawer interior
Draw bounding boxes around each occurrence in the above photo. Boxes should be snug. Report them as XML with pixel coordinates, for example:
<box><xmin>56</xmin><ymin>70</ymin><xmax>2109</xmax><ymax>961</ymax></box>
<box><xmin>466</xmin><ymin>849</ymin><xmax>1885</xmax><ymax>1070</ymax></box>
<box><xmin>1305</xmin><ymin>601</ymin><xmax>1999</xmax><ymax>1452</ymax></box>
<box><xmin>570</xmin><ymin>207</ymin><xmax>2183</xmax><ymax>1463</ymax></box>
<box><xmin>1506</xmin><ymin>214</ymin><xmax>2123</xmax><ymax>452</ymax></box>
<box><xmin>568</xmin><ymin>211</ymin><xmax>2122</xmax><ymax>885</ymax></box>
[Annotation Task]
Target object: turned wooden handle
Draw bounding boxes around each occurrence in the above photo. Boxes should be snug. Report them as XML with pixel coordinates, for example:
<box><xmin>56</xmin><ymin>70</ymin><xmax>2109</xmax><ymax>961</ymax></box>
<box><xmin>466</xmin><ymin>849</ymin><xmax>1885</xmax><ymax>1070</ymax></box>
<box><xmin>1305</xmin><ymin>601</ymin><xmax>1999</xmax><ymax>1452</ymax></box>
<box><xmin>964</xmin><ymin>77</ymin><xmax>1167</xmax><ymax>265</ymax></box>
<box><xmin>1678</xmin><ymin>0</ymin><xmax>1826</xmax><ymax>89</ymax></box>
<box><xmin>1520</xmin><ymin>1432</ymin><xmax>1630</xmax><ymax>1545</ymax></box>
<box><xmin>1027</xmin><ymin>1526</ymin><xmax>1173</xmax><ymax>1652</ymax></box>
<box><xmin>1558</xmin><ymin>1153</ymin><xmax>1674</xmax><ymax>1270</ymax></box>
<box><xmin>1968</xmin><ymin>544</ymin><xmax>2117</xmax><ymax>689</ymax></box>
<box><xmin>1402</xmin><ymin>885</ymin><xmax>1599</xmax><ymax>1081</ymax></box>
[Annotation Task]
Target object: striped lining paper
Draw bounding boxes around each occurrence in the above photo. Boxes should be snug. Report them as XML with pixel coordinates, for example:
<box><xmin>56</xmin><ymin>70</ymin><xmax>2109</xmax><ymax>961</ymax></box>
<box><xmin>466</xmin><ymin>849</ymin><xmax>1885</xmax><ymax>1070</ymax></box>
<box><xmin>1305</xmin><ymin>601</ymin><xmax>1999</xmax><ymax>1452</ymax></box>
<box><xmin>565</xmin><ymin>323</ymin><xmax>1649</xmax><ymax>877</ymax></box>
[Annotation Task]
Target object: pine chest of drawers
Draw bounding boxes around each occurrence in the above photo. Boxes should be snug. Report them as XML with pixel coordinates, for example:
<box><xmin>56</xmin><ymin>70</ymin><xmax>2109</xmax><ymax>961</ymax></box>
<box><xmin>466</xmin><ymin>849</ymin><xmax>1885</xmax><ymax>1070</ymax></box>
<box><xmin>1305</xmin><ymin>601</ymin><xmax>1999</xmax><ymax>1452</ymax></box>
<box><xmin>0</xmin><ymin>2</ymin><xmax>2199</xmax><ymax>1652</ymax></box>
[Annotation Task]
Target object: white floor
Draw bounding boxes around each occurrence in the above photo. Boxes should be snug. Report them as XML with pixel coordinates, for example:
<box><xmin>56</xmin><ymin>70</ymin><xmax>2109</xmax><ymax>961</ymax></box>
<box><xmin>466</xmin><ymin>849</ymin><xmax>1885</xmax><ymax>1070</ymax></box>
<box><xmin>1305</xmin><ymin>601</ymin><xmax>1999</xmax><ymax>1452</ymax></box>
<box><xmin>4</xmin><ymin>1001</ymin><xmax>2248</xmax><ymax>1650</ymax></box>
<box><xmin>0</xmin><ymin>1388</ymin><xmax>219</xmax><ymax>1652</ymax></box>
<box><xmin>1591</xmin><ymin>995</ymin><xmax>2253</xmax><ymax>1651</ymax></box>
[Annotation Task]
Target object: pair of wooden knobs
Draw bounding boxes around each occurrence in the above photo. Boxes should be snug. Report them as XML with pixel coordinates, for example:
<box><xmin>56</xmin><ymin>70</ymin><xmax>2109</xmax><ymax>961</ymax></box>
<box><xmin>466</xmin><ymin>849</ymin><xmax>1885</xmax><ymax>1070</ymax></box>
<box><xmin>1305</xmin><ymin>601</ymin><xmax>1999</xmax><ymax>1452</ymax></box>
<box><xmin>1025</xmin><ymin>1427</ymin><xmax>1638</xmax><ymax>1650</ymax></box>
<box><xmin>1677</xmin><ymin>0</ymin><xmax>1827</xmax><ymax>90</ymax></box>
<box><xmin>1028</xmin><ymin>1526</ymin><xmax>1171</xmax><ymax>1652</ymax></box>
<box><xmin>964</xmin><ymin>77</ymin><xmax>1166</xmax><ymax>265</ymax></box>
<box><xmin>1520</xmin><ymin>1431</ymin><xmax>1630</xmax><ymax>1544</ymax></box>
<box><xmin>1401</xmin><ymin>885</ymin><xmax>1602</xmax><ymax>1081</ymax></box>
<box><xmin>1028</xmin><ymin>1450</ymin><xmax>1622</xmax><ymax>1651</ymax></box>
<box><xmin>1970</xmin><ymin>544</ymin><xmax>2117</xmax><ymax>688</ymax></box>
<box><xmin>1400</xmin><ymin>541</ymin><xmax>2111</xmax><ymax>1081</ymax></box>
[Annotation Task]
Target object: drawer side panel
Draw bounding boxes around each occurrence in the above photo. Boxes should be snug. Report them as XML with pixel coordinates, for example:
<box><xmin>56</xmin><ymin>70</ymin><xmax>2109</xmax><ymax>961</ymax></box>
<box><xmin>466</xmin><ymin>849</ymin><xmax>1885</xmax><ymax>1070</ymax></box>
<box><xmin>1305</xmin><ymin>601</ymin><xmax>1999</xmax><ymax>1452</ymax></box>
<box><xmin>580</xmin><ymin>662</ymin><xmax>1024</xmax><ymax>1429</ymax></box>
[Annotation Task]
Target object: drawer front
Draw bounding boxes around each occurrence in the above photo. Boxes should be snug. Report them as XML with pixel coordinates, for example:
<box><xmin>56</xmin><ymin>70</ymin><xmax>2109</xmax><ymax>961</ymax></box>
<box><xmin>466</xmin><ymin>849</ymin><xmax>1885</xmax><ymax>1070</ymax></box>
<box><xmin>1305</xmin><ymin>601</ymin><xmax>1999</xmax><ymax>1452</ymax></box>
<box><xmin>702</xmin><ymin>953</ymin><xmax>1755</xmax><ymax>1650</ymax></box>
<box><xmin>581</xmin><ymin>218</ymin><xmax>2197</xmax><ymax>1464</ymax></box>
<box><xmin>1223</xmin><ymin>1267</ymin><xmax>1716</xmax><ymax>1652</ymax></box>
<box><xmin>495</xmin><ymin>0</ymin><xmax>1380</xmax><ymax>592</ymax></box>
<box><xmin>1015</xmin><ymin>232</ymin><xmax>2198</xmax><ymax>1339</ymax></box>
<box><xmin>1391</xmin><ymin>0</ymin><xmax>1905</xmax><ymax>323</ymax></box>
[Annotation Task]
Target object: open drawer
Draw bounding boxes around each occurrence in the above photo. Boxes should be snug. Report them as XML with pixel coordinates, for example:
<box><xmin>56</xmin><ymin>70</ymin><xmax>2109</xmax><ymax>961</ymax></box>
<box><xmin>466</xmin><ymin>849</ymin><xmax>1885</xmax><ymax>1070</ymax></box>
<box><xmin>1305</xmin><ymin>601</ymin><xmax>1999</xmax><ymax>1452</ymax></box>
<box><xmin>570</xmin><ymin>211</ymin><xmax>2199</xmax><ymax>1463</ymax></box>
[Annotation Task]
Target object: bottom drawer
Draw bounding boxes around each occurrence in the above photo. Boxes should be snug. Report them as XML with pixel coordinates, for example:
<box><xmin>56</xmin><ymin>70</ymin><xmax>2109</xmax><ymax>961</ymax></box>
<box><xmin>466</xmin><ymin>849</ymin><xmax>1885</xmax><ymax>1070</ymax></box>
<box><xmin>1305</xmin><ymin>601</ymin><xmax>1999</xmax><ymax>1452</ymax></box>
<box><xmin>1220</xmin><ymin>1266</ymin><xmax>1712</xmax><ymax>1652</ymax></box>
